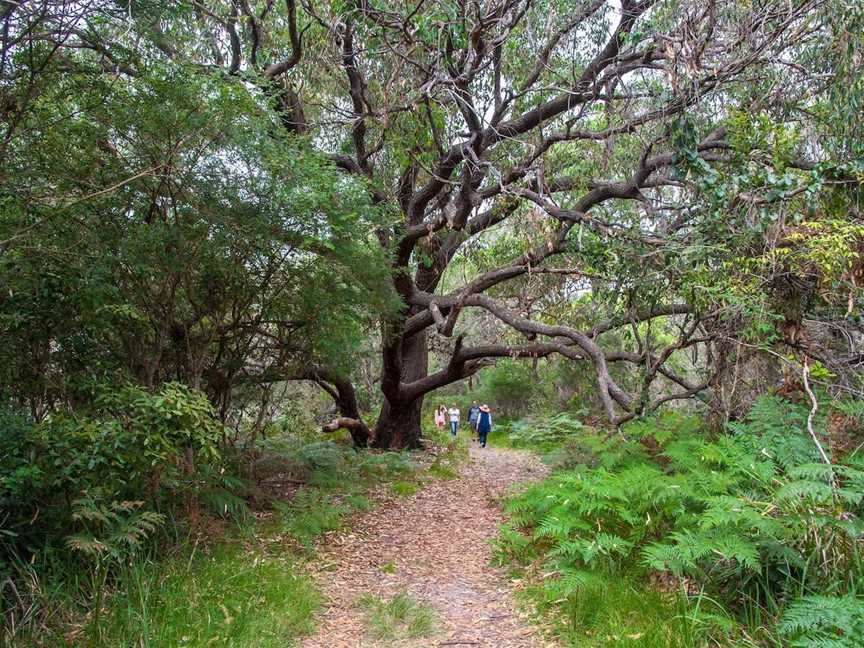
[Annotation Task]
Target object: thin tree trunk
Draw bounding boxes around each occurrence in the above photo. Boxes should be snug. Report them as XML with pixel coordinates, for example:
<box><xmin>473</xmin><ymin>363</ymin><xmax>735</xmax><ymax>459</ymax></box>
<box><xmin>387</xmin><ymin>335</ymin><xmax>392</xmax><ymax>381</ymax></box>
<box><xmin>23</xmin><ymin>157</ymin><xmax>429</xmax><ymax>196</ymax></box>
<box><xmin>315</xmin><ymin>370</ymin><xmax>371</xmax><ymax>447</ymax></box>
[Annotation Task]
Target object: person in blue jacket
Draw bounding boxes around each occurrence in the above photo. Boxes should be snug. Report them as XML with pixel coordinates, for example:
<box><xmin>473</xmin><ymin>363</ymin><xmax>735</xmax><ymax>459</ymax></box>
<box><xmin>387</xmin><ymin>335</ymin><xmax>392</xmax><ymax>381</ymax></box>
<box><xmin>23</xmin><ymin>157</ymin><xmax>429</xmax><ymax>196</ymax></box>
<box><xmin>476</xmin><ymin>404</ymin><xmax>493</xmax><ymax>448</ymax></box>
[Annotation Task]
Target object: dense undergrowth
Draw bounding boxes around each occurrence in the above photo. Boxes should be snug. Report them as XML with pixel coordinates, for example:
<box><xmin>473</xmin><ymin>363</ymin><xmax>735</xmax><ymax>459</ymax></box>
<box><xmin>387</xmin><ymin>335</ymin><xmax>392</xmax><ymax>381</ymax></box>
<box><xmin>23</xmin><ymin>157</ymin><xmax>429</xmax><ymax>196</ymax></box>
<box><xmin>0</xmin><ymin>392</ymin><xmax>431</xmax><ymax>647</ymax></box>
<box><xmin>494</xmin><ymin>395</ymin><xmax>864</xmax><ymax>647</ymax></box>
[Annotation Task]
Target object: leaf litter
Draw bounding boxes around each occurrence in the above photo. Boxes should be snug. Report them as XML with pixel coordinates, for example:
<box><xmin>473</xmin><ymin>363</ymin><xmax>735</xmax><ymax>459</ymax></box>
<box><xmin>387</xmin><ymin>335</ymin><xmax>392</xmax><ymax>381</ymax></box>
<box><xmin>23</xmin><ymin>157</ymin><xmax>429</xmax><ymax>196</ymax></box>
<box><xmin>297</xmin><ymin>445</ymin><xmax>559</xmax><ymax>648</ymax></box>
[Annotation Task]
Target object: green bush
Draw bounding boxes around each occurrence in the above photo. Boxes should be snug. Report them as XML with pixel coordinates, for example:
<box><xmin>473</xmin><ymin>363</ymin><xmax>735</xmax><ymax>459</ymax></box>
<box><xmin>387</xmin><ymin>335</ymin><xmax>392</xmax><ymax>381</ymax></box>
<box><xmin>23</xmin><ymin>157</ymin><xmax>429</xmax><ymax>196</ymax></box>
<box><xmin>38</xmin><ymin>382</ymin><xmax>222</xmax><ymax>497</ymax></box>
<box><xmin>496</xmin><ymin>396</ymin><xmax>864</xmax><ymax>644</ymax></box>
<box><xmin>501</xmin><ymin>412</ymin><xmax>590</xmax><ymax>450</ymax></box>
<box><xmin>1</xmin><ymin>382</ymin><xmax>236</xmax><ymax>640</ymax></box>
<box><xmin>2</xmin><ymin>383</ymin><xmax>225</xmax><ymax>544</ymax></box>
<box><xmin>0</xmin><ymin>407</ymin><xmax>40</xmax><ymax>519</ymax></box>
<box><xmin>474</xmin><ymin>359</ymin><xmax>542</xmax><ymax>418</ymax></box>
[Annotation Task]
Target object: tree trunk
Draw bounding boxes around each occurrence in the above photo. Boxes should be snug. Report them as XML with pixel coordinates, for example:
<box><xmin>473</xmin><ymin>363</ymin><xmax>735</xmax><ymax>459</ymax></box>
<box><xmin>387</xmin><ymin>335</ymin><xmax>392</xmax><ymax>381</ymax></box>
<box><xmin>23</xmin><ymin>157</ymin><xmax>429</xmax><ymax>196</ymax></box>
<box><xmin>313</xmin><ymin>370</ymin><xmax>371</xmax><ymax>447</ymax></box>
<box><xmin>373</xmin><ymin>327</ymin><xmax>429</xmax><ymax>449</ymax></box>
<box><xmin>372</xmin><ymin>397</ymin><xmax>424</xmax><ymax>449</ymax></box>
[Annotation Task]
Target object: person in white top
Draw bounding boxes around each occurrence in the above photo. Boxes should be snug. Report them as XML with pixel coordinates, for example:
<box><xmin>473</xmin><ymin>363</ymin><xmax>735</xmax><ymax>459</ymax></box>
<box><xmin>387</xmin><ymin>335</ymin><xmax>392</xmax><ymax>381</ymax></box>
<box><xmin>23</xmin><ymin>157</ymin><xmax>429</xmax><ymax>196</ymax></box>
<box><xmin>447</xmin><ymin>405</ymin><xmax>460</xmax><ymax>437</ymax></box>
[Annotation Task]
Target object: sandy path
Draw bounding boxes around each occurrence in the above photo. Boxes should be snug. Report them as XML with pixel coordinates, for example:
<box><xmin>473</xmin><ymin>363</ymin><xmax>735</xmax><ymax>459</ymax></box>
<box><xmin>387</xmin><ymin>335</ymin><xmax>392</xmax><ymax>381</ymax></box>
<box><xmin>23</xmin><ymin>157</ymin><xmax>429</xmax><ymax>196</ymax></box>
<box><xmin>297</xmin><ymin>445</ymin><xmax>556</xmax><ymax>648</ymax></box>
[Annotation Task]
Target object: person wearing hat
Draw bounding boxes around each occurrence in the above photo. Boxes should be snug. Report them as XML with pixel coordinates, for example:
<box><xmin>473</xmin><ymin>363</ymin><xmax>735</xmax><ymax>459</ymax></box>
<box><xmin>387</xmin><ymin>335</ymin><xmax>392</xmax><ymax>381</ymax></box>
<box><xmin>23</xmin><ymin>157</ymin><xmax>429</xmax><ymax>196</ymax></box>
<box><xmin>476</xmin><ymin>405</ymin><xmax>493</xmax><ymax>448</ymax></box>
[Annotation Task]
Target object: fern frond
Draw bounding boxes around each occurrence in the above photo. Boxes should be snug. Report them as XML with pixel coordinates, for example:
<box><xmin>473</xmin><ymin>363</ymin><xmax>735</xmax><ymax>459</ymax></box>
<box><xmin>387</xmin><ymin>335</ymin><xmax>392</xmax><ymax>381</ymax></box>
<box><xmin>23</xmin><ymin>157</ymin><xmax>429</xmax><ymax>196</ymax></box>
<box><xmin>779</xmin><ymin>594</ymin><xmax>864</xmax><ymax>648</ymax></box>
<box><xmin>777</xmin><ymin>480</ymin><xmax>834</xmax><ymax>504</ymax></box>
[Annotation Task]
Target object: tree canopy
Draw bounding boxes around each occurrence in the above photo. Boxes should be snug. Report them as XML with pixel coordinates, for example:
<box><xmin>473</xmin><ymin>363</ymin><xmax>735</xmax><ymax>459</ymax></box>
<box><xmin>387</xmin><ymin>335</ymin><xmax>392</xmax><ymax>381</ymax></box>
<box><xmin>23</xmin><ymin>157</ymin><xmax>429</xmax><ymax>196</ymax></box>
<box><xmin>2</xmin><ymin>0</ymin><xmax>863</xmax><ymax>448</ymax></box>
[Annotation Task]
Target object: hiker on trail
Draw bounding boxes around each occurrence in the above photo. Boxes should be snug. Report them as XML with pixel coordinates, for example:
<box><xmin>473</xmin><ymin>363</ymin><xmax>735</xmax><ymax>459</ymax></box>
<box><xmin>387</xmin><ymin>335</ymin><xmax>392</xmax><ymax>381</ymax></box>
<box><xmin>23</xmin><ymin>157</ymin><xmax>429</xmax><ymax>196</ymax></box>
<box><xmin>434</xmin><ymin>404</ymin><xmax>447</xmax><ymax>428</ymax></box>
<box><xmin>467</xmin><ymin>401</ymin><xmax>480</xmax><ymax>433</ymax></box>
<box><xmin>448</xmin><ymin>405</ymin><xmax>460</xmax><ymax>437</ymax></box>
<box><xmin>476</xmin><ymin>405</ymin><xmax>493</xmax><ymax>448</ymax></box>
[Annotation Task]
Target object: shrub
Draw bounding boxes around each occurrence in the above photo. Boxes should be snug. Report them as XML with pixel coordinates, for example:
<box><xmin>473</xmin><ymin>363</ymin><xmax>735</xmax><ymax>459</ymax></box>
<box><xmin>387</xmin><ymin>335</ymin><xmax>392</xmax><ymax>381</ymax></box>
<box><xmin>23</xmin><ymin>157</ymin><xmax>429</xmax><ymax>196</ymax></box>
<box><xmin>1</xmin><ymin>382</ymin><xmax>234</xmax><ymax>639</ymax></box>
<box><xmin>475</xmin><ymin>359</ymin><xmax>542</xmax><ymax>417</ymax></box>
<box><xmin>503</xmin><ymin>412</ymin><xmax>590</xmax><ymax>450</ymax></box>
<box><xmin>0</xmin><ymin>407</ymin><xmax>39</xmax><ymax>516</ymax></box>
<box><xmin>496</xmin><ymin>396</ymin><xmax>864</xmax><ymax>643</ymax></box>
<box><xmin>37</xmin><ymin>383</ymin><xmax>222</xmax><ymax>499</ymax></box>
<box><xmin>3</xmin><ymin>383</ymin><xmax>225</xmax><ymax>542</ymax></box>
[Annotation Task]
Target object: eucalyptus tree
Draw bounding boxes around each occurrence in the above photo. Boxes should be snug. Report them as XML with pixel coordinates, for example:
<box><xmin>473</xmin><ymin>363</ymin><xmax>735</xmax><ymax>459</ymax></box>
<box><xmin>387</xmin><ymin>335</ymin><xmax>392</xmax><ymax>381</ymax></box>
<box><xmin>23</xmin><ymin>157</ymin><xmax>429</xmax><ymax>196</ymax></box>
<box><xmin>211</xmin><ymin>0</ymin><xmax>860</xmax><ymax>446</ymax></box>
<box><xmin>3</xmin><ymin>0</ymin><xmax>862</xmax><ymax>446</ymax></box>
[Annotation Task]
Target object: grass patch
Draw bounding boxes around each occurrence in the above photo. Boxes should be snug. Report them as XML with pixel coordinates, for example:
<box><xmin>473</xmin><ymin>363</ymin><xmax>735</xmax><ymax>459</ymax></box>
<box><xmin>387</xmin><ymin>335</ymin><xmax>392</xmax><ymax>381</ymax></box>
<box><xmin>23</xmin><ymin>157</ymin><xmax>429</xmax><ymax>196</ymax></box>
<box><xmin>344</xmin><ymin>493</ymin><xmax>372</xmax><ymax>511</ymax></box>
<box><xmin>421</xmin><ymin>423</ymin><xmax>457</xmax><ymax>447</ymax></box>
<box><xmin>390</xmin><ymin>480</ymin><xmax>420</xmax><ymax>497</ymax></box>
<box><xmin>426</xmin><ymin>458</ymin><xmax>460</xmax><ymax>479</ymax></box>
<box><xmin>379</xmin><ymin>561</ymin><xmax>397</xmax><ymax>574</ymax></box>
<box><xmin>424</xmin><ymin>444</ymin><xmax>467</xmax><ymax>480</ymax></box>
<box><xmin>356</xmin><ymin>591</ymin><xmax>437</xmax><ymax>640</ymax></box>
<box><xmin>522</xmin><ymin>571</ymin><xmax>732</xmax><ymax>648</ymax></box>
<box><xmin>95</xmin><ymin>544</ymin><xmax>320</xmax><ymax>648</ymax></box>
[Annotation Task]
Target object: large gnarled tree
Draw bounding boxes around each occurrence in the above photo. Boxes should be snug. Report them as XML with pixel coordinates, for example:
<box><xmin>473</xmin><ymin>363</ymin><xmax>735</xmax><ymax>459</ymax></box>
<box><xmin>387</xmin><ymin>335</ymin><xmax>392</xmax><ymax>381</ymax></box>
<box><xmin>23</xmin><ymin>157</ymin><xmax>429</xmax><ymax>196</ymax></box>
<box><xmin>262</xmin><ymin>0</ymin><xmax>843</xmax><ymax>446</ymax></box>
<box><xmin>6</xmin><ymin>0</ymin><xmax>861</xmax><ymax>446</ymax></box>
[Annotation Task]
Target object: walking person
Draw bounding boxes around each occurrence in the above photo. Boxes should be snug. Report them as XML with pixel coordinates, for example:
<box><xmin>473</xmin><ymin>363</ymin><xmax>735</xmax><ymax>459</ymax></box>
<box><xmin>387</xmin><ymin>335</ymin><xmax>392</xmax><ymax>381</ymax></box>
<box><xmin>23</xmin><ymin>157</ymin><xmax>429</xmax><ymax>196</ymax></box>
<box><xmin>467</xmin><ymin>401</ymin><xmax>480</xmax><ymax>437</ymax></box>
<box><xmin>448</xmin><ymin>404</ymin><xmax>460</xmax><ymax>437</ymax></box>
<box><xmin>434</xmin><ymin>404</ymin><xmax>446</xmax><ymax>428</ymax></box>
<box><xmin>476</xmin><ymin>404</ymin><xmax>493</xmax><ymax>448</ymax></box>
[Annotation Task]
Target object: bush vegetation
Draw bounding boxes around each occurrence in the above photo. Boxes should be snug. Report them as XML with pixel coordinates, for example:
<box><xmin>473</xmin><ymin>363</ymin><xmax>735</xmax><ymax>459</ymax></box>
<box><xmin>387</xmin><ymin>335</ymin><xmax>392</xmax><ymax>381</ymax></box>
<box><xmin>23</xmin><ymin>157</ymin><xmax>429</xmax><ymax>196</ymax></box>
<box><xmin>1</xmin><ymin>424</ymin><xmax>418</xmax><ymax>646</ymax></box>
<box><xmin>2</xmin><ymin>1</ymin><xmax>863</xmax><ymax>645</ymax></box>
<box><xmin>494</xmin><ymin>395</ymin><xmax>864</xmax><ymax>647</ymax></box>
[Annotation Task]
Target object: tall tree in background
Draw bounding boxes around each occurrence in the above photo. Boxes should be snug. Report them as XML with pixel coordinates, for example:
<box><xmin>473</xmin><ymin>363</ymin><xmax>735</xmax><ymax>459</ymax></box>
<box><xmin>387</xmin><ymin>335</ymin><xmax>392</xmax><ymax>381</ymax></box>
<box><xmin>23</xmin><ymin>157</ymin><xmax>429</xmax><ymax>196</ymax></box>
<box><xmin>2</xmin><ymin>0</ymin><xmax>862</xmax><ymax>447</ymax></box>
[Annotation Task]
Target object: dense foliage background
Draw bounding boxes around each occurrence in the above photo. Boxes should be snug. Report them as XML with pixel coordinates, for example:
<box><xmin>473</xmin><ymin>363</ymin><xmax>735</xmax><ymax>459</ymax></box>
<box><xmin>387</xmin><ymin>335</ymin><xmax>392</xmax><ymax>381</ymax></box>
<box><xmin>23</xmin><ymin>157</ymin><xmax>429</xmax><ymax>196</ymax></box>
<box><xmin>1</xmin><ymin>0</ymin><xmax>863</xmax><ymax>645</ymax></box>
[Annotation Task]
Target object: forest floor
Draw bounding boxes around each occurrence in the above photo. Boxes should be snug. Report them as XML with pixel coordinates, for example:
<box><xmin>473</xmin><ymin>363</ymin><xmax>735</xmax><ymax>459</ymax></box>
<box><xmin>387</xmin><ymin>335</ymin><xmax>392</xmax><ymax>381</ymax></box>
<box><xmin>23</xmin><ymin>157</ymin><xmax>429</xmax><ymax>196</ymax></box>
<box><xmin>297</xmin><ymin>443</ymin><xmax>558</xmax><ymax>648</ymax></box>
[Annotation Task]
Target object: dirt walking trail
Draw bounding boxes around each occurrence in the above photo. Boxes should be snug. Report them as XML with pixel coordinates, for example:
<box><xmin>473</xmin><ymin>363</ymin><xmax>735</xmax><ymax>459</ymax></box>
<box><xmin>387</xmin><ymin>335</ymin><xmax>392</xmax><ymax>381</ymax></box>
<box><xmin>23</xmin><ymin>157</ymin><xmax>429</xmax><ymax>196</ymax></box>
<box><xmin>298</xmin><ymin>445</ymin><xmax>557</xmax><ymax>648</ymax></box>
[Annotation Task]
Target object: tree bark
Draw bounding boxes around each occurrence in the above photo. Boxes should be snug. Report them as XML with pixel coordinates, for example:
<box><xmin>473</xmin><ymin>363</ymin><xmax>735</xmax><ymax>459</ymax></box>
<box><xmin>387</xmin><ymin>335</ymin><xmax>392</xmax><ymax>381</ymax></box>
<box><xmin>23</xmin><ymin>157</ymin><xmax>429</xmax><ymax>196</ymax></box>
<box><xmin>372</xmin><ymin>326</ymin><xmax>429</xmax><ymax>449</ymax></box>
<box><xmin>372</xmin><ymin>397</ymin><xmax>424</xmax><ymax>449</ymax></box>
<box><xmin>308</xmin><ymin>369</ymin><xmax>371</xmax><ymax>447</ymax></box>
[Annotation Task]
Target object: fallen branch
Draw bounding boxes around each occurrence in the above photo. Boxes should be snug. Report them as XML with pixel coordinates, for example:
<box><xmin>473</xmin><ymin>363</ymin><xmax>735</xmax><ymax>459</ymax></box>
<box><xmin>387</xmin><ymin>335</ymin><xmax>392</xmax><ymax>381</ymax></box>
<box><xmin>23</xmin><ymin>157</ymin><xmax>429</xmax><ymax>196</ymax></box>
<box><xmin>321</xmin><ymin>416</ymin><xmax>367</xmax><ymax>433</ymax></box>
<box><xmin>801</xmin><ymin>358</ymin><xmax>836</xmax><ymax>489</ymax></box>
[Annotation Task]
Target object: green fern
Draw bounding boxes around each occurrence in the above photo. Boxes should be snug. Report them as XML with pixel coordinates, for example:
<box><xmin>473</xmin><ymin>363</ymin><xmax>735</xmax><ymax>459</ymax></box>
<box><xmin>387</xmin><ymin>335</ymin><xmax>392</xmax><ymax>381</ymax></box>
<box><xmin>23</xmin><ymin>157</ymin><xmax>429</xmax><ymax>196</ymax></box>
<box><xmin>505</xmin><ymin>412</ymin><xmax>590</xmax><ymax>449</ymax></box>
<box><xmin>779</xmin><ymin>595</ymin><xmax>864</xmax><ymax>648</ymax></box>
<box><xmin>497</xmin><ymin>395</ymin><xmax>864</xmax><ymax>646</ymax></box>
<box><xmin>496</xmin><ymin>393</ymin><xmax>864</xmax><ymax>648</ymax></box>
<box><xmin>777</xmin><ymin>479</ymin><xmax>836</xmax><ymax>504</ymax></box>
<box><xmin>67</xmin><ymin>496</ymin><xmax>164</xmax><ymax>560</ymax></box>
<box><xmin>65</xmin><ymin>493</ymin><xmax>165</xmax><ymax>639</ymax></box>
